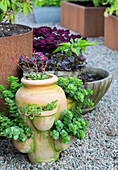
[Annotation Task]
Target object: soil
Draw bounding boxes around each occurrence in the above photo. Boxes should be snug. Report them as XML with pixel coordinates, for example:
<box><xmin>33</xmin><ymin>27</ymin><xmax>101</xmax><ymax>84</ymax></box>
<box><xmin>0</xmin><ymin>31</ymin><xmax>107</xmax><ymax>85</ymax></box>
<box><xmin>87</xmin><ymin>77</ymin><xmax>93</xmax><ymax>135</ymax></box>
<box><xmin>69</xmin><ymin>1</ymin><xmax>107</xmax><ymax>7</ymax></box>
<box><xmin>79</xmin><ymin>72</ymin><xmax>104</xmax><ymax>83</ymax></box>
<box><xmin>0</xmin><ymin>23</ymin><xmax>32</xmax><ymax>37</ymax></box>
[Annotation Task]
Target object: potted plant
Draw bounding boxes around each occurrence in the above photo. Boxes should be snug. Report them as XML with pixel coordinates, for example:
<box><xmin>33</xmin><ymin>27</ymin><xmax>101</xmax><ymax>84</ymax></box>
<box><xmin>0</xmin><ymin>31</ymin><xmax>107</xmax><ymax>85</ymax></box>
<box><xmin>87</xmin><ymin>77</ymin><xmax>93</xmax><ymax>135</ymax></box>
<box><xmin>104</xmin><ymin>0</ymin><xmax>118</xmax><ymax>51</ymax></box>
<box><xmin>0</xmin><ymin>52</ymin><xmax>91</xmax><ymax>163</ymax></box>
<box><xmin>32</xmin><ymin>0</ymin><xmax>65</xmax><ymax>23</ymax></box>
<box><xmin>0</xmin><ymin>0</ymin><xmax>34</xmax><ymax>110</ymax></box>
<box><xmin>0</xmin><ymin>0</ymin><xmax>33</xmax><ymax>88</ymax></box>
<box><xmin>61</xmin><ymin>0</ymin><xmax>108</xmax><ymax>37</ymax></box>
<box><xmin>50</xmin><ymin>108</ymin><xmax>88</xmax><ymax>151</ymax></box>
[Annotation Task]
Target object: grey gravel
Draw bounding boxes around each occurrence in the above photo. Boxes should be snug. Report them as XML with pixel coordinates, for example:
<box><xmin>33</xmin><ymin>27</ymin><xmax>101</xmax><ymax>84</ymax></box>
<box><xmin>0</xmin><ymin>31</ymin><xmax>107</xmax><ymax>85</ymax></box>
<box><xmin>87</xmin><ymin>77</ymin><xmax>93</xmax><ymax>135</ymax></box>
<box><xmin>0</xmin><ymin>12</ymin><xmax>118</xmax><ymax>170</ymax></box>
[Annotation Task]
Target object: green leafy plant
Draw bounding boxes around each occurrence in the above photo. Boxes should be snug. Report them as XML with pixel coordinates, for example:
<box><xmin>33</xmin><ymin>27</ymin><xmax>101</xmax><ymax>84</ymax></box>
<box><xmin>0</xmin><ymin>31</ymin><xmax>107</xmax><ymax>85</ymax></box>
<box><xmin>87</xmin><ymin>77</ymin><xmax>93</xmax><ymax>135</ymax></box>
<box><xmin>92</xmin><ymin>0</ymin><xmax>107</xmax><ymax>7</ymax></box>
<box><xmin>0</xmin><ymin>76</ymin><xmax>58</xmax><ymax>141</ymax></box>
<box><xmin>52</xmin><ymin>38</ymin><xmax>98</xmax><ymax>57</ymax></box>
<box><xmin>23</xmin><ymin>72</ymin><xmax>51</xmax><ymax>80</ymax></box>
<box><xmin>0</xmin><ymin>114</ymin><xmax>34</xmax><ymax>143</ymax></box>
<box><xmin>18</xmin><ymin>100</ymin><xmax>58</xmax><ymax>122</ymax></box>
<box><xmin>0</xmin><ymin>76</ymin><xmax>34</xmax><ymax>143</ymax></box>
<box><xmin>32</xmin><ymin>0</ymin><xmax>69</xmax><ymax>7</ymax></box>
<box><xmin>0</xmin><ymin>0</ymin><xmax>33</xmax><ymax>22</ymax></box>
<box><xmin>57</xmin><ymin>77</ymin><xmax>94</xmax><ymax>109</ymax></box>
<box><xmin>103</xmin><ymin>0</ymin><xmax>118</xmax><ymax>16</ymax></box>
<box><xmin>50</xmin><ymin>107</ymin><xmax>88</xmax><ymax>144</ymax></box>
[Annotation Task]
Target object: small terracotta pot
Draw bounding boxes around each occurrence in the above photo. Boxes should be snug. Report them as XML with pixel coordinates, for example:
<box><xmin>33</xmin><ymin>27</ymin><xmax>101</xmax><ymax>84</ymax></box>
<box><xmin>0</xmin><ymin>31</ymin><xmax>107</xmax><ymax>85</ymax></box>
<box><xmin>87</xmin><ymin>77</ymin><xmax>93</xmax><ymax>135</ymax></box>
<box><xmin>67</xmin><ymin>98</ymin><xmax>75</xmax><ymax>111</ymax></box>
<box><xmin>54</xmin><ymin>136</ymin><xmax>74</xmax><ymax>152</ymax></box>
<box><xmin>32</xmin><ymin>107</ymin><xmax>57</xmax><ymax>131</ymax></box>
<box><xmin>13</xmin><ymin>138</ymin><xmax>34</xmax><ymax>153</ymax></box>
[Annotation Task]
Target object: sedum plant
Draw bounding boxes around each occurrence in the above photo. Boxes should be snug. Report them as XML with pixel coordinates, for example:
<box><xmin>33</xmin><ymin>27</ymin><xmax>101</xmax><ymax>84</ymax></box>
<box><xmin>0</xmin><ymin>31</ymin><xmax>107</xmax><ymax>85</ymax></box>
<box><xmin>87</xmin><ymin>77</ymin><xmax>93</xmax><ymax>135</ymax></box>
<box><xmin>50</xmin><ymin>107</ymin><xmax>88</xmax><ymax>144</ymax></box>
<box><xmin>0</xmin><ymin>0</ymin><xmax>33</xmax><ymax>23</ymax></box>
<box><xmin>0</xmin><ymin>76</ymin><xmax>58</xmax><ymax>142</ymax></box>
<box><xmin>0</xmin><ymin>76</ymin><xmax>34</xmax><ymax>143</ymax></box>
<box><xmin>57</xmin><ymin>77</ymin><xmax>94</xmax><ymax>109</ymax></box>
<box><xmin>18</xmin><ymin>100</ymin><xmax>58</xmax><ymax>122</ymax></box>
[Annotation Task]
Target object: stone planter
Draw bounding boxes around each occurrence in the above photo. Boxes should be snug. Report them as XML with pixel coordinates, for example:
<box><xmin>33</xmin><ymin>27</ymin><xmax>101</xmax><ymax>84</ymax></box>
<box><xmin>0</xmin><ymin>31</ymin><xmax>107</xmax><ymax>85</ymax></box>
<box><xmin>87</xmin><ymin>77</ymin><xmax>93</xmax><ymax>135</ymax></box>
<box><xmin>46</xmin><ymin>67</ymin><xmax>113</xmax><ymax>113</ymax></box>
<box><xmin>55</xmin><ymin>136</ymin><xmax>74</xmax><ymax>152</ymax></box>
<box><xmin>32</xmin><ymin>107</ymin><xmax>57</xmax><ymax>131</ymax></box>
<box><xmin>104</xmin><ymin>15</ymin><xmax>118</xmax><ymax>51</ymax></box>
<box><xmin>61</xmin><ymin>1</ymin><xmax>106</xmax><ymax>37</ymax></box>
<box><xmin>0</xmin><ymin>23</ymin><xmax>33</xmax><ymax>111</ymax></box>
<box><xmin>14</xmin><ymin>74</ymin><xmax>70</xmax><ymax>163</ymax></box>
<box><xmin>33</xmin><ymin>7</ymin><xmax>61</xmax><ymax>23</ymax></box>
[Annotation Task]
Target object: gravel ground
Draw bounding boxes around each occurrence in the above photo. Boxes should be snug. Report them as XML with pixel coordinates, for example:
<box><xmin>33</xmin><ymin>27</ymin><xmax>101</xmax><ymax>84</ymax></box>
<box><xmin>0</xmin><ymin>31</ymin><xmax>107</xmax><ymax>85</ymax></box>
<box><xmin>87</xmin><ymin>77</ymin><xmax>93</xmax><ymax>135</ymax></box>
<box><xmin>0</xmin><ymin>12</ymin><xmax>118</xmax><ymax>170</ymax></box>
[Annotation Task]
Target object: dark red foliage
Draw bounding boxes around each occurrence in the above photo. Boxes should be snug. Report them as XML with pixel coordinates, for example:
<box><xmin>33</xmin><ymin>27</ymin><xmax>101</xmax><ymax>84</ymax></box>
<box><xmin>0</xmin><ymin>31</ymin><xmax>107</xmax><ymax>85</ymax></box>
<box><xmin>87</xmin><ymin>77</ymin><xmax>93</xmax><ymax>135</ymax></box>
<box><xmin>33</xmin><ymin>26</ymin><xmax>85</xmax><ymax>53</ymax></box>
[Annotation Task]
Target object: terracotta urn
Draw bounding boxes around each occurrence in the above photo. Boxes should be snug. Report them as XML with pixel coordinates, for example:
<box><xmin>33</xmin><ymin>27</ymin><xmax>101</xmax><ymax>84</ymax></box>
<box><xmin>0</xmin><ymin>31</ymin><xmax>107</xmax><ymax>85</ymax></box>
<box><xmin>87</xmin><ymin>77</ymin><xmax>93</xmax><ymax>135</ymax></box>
<box><xmin>14</xmin><ymin>74</ymin><xmax>72</xmax><ymax>163</ymax></box>
<box><xmin>15</xmin><ymin>74</ymin><xmax>67</xmax><ymax>120</ymax></box>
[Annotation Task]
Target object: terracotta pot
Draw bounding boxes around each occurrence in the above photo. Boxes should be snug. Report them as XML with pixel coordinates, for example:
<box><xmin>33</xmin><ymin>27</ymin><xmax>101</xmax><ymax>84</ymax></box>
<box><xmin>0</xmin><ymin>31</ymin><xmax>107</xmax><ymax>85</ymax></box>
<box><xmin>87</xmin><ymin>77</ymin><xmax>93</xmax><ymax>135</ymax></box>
<box><xmin>0</xmin><ymin>23</ymin><xmax>33</xmax><ymax>111</ymax></box>
<box><xmin>15</xmin><ymin>74</ymin><xmax>67</xmax><ymax>120</ymax></box>
<box><xmin>14</xmin><ymin>74</ymin><xmax>68</xmax><ymax>163</ymax></box>
<box><xmin>104</xmin><ymin>15</ymin><xmax>118</xmax><ymax>51</ymax></box>
<box><xmin>61</xmin><ymin>1</ymin><xmax>106</xmax><ymax>37</ymax></box>
<box><xmin>13</xmin><ymin>138</ymin><xmax>34</xmax><ymax>153</ymax></box>
<box><xmin>67</xmin><ymin>99</ymin><xmax>75</xmax><ymax>111</ymax></box>
<box><xmin>44</xmin><ymin>67</ymin><xmax>113</xmax><ymax>113</ymax></box>
<box><xmin>54</xmin><ymin>136</ymin><xmax>74</xmax><ymax>152</ymax></box>
<box><xmin>32</xmin><ymin>107</ymin><xmax>57</xmax><ymax>131</ymax></box>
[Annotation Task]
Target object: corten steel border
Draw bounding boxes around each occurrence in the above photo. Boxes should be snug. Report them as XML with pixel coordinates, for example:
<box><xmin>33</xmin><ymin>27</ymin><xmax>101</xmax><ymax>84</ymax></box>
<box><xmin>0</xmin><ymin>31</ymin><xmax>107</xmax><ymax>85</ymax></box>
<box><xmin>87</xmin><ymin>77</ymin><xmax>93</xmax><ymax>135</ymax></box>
<box><xmin>61</xmin><ymin>1</ymin><xmax>106</xmax><ymax>37</ymax></box>
<box><xmin>0</xmin><ymin>24</ymin><xmax>33</xmax><ymax>110</ymax></box>
<box><xmin>104</xmin><ymin>15</ymin><xmax>118</xmax><ymax>51</ymax></box>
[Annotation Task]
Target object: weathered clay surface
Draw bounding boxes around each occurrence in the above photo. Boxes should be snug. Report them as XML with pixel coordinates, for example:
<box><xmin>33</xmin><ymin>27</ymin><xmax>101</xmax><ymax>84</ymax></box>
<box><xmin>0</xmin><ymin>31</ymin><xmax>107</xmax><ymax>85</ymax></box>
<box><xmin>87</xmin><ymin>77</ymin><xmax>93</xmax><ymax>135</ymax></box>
<box><xmin>15</xmin><ymin>74</ymin><xmax>67</xmax><ymax>120</ymax></box>
<box><xmin>14</xmin><ymin>74</ymin><xmax>68</xmax><ymax>163</ymax></box>
<box><xmin>32</xmin><ymin>107</ymin><xmax>57</xmax><ymax>131</ymax></box>
<box><xmin>55</xmin><ymin>136</ymin><xmax>74</xmax><ymax>152</ymax></box>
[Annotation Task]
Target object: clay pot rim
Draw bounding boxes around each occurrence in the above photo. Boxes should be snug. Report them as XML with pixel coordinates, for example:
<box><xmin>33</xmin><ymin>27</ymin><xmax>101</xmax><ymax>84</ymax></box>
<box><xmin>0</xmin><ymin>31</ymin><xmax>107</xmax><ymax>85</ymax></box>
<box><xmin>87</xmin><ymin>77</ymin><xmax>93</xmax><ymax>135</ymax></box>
<box><xmin>34</xmin><ymin>107</ymin><xmax>57</xmax><ymax>117</ymax></box>
<box><xmin>0</xmin><ymin>23</ymin><xmax>33</xmax><ymax>39</ymax></box>
<box><xmin>21</xmin><ymin>74</ymin><xmax>58</xmax><ymax>86</ymax></box>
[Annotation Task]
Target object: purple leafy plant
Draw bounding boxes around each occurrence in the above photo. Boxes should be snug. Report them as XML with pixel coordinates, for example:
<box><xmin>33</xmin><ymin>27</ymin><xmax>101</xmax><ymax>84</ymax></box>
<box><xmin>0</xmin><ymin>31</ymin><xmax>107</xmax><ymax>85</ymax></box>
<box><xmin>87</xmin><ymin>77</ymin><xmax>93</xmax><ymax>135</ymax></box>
<box><xmin>33</xmin><ymin>26</ymin><xmax>86</xmax><ymax>54</ymax></box>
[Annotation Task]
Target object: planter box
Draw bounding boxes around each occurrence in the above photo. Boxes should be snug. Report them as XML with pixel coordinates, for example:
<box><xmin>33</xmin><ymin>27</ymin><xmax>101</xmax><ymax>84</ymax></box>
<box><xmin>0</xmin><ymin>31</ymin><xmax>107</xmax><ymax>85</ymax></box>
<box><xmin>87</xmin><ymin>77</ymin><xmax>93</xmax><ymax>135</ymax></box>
<box><xmin>33</xmin><ymin>7</ymin><xmax>61</xmax><ymax>23</ymax></box>
<box><xmin>104</xmin><ymin>15</ymin><xmax>118</xmax><ymax>51</ymax></box>
<box><xmin>0</xmin><ymin>23</ymin><xmax>33</xmax><ymax>111</ymax></box>
<box><xmin>61</xmin><ymin>1</ymin><xmax>106</xmax><ymax>37</ymax></box>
